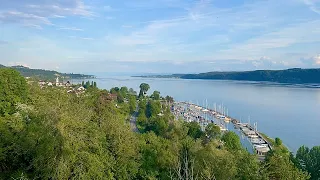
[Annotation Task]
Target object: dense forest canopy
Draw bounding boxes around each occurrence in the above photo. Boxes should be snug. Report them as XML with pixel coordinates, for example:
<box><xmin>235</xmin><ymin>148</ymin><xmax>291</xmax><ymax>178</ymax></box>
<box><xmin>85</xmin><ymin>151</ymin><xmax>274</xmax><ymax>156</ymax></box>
<box><xmin>0</xmin><ymin>68</ymin><xmax>319</xmax><ymax>179</ymax></box>
<box><xmin>0</xmin><ymin>64</ymin><xmax>95</xmax><ymax>81</ymax></box>
<box><xmin>136</xmin><ymin>68</ymin><xmax>320</xmax><ymax>84</ymax></box>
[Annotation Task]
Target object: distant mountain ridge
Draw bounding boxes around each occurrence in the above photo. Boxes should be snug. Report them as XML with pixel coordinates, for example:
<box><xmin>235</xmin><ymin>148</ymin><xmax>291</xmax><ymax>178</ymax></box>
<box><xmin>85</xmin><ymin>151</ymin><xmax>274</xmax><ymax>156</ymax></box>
<box><xmin>0</xmin><ymin>64</ymin><xmax>95</xmax><ymax>81</ymax></box>
<box><xmin>135</xmin><ymin>68</ymin><xmax>320</xmax><ymax>84</ymax></box>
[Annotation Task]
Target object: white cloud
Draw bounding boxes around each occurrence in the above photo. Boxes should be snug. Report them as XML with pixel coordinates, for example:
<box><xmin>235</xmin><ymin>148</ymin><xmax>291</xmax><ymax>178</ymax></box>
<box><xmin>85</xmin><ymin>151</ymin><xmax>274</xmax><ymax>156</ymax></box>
<box><xmin>58</xmin><ymin>27</ymin><xmax>84</xmax><ymax>31</ymax></box>
<box><xmin>0</xmin><ymin>0</ymin><xmax>92</xmax><ymax>27</ymax></box>
<box><xmin>314</xmin><ymin>54</ymin><xmax>320</xmax><ymax>64</ymax></box>
<box><xmin>304</xmin><ymin>0</ymin><xmax>320</xmax><ymax>14</ymax></box>
<box><xmin>214</xmin><ymin>20</ymin><xmax>320</xmax><ymax>60</ymax></box>
<box><xmin>68</xmin><ymin>36</ymin><xmax>94</xmax><ymax>40</ymax></box>
<box><xmin>23</xmin><ymin>24</ymin><xmax>43</xmax><ymax>29</ymax></box>
<box><xmin>81</xmin><ymin>37</ymin><xmax>94</xmax><ymax>40</ymax></box>
<box><xmin>52</xmin><ymin>15</ymin><xmax>66</xmax><ymax>18</ymax></box>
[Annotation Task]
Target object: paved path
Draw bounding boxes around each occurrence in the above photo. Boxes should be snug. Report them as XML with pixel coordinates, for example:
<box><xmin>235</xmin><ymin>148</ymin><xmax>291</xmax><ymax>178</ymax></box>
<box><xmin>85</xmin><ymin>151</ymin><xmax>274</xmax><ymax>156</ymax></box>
<box><xmin>130</xmin><ymin>104</ymin><xmax>139</xmax><ymax>132</ymax></box>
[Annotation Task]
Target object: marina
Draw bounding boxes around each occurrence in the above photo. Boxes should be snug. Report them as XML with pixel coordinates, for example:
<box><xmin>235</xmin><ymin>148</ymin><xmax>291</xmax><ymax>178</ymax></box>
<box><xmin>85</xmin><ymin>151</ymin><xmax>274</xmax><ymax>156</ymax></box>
<box><xmin>172</xmin><ymin>101</ymin><xmax>272</xmax><ymax>160</ymax></box>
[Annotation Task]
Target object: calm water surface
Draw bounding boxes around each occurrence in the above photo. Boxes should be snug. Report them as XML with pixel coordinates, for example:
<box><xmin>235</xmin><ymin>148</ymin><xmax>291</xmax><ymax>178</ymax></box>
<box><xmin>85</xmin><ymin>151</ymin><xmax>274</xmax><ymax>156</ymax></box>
<box><xmin>75</xmin><ymin>76</ymin><xmax>320</xmax><ymax>152</ymax></box>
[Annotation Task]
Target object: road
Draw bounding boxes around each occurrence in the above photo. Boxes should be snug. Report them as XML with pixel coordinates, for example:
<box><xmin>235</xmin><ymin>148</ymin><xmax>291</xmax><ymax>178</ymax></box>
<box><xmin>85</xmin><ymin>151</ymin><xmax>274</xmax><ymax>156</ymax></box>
<box><xmin>130</xmin><ymin>104</ymin><xmax>139</xmax><ymax>132</ymax></box>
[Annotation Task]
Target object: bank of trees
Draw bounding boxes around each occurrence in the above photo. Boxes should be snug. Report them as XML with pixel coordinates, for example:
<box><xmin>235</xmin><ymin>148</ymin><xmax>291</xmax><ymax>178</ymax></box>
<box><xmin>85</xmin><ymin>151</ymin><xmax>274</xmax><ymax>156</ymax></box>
<box><xmin>294</xmin><ymin>146</ymin><xmax>320</xmax><ymax>179</ymax></box>
<box><xmin>0</xmin><ymin>69</ymin><xmax>317</xmax><ymax>179</ymax></box>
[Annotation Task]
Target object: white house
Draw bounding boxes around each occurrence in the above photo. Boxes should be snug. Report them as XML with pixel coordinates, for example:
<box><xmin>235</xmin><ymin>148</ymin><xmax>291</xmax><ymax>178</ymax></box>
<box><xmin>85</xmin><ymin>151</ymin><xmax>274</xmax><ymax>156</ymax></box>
<box><xmin>77</xmin><ymin>86</ymin><xmax>85</xmax><ymax>91</ymax></box>
<box><xmin>39</xmin><ymin>81</ymin><xmax>46</xmax><ymax>86</ymax></box>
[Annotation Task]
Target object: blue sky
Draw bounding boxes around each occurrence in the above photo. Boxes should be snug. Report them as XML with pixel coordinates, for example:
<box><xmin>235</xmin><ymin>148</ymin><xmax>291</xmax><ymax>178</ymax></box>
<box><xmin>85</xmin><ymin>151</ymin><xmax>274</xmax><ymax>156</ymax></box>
<box><xmin>0</xmin><ymin>0</ymin><xmax>320</xmax><ymax>74</ymax></box>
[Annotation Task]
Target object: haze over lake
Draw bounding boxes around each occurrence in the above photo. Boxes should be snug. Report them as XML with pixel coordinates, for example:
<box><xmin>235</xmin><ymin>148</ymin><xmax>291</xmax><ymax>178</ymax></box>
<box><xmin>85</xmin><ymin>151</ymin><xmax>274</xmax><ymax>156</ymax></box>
<box><xmin>75</xmin><ymin>76</ymin><xmax>320</xmax><ymax>152</ymax></box>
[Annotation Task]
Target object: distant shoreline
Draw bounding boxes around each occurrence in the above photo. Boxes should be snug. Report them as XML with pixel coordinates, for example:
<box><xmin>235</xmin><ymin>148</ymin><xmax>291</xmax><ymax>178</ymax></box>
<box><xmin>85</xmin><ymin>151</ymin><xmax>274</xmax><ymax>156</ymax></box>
<box><xmin>132</xmin><ymin>76</ymin><xmax>320</xmax><ymax>89</ymax></box>
<box><xmin>133</xmin><ymin>68</ymin><xmax>320</xmax><ymax>86</ymax></box>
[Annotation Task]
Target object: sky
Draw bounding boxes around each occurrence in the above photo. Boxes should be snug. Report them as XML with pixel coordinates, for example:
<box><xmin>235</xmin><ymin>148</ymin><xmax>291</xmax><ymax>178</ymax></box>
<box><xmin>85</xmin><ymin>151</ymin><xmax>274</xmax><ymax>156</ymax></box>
<box><xmin>0</xmin><ymin>0</ymin><xmax>320</xmax><ymax>74</ymax></box>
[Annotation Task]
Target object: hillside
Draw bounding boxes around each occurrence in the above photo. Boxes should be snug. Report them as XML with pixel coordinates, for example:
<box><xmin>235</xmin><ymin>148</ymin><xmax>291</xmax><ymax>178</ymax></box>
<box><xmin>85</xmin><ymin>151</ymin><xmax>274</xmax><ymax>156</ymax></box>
<box><xmin>0</xmin><ymin>64</ymin><xmax>95</xmax><ymax>80</ymax></box>
<box><xmin>137</xmin><ymin>68</ymin><xmax>320</xmax><ymax>84</ymax></box>
<box><xmin>0</xmin><ymin>68</ymin><xmax>314</xmax><ymax>179</ymax></box>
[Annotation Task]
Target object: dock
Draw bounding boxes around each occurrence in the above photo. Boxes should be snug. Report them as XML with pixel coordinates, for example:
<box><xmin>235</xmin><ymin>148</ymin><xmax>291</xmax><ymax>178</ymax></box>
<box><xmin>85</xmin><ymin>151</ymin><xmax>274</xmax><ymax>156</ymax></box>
<box><xmin>172</xmin><ymin>101</ymin><xmax>272</xmax><ymax>160</ymax></box>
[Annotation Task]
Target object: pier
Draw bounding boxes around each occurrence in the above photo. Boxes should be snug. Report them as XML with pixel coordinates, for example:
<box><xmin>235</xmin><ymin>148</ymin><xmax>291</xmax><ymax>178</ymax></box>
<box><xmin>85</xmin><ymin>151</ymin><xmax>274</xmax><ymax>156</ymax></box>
<box><xmin>172</xmin><ymin>101</ymin><xmax>272</xmax><ymax>160</ymax></box>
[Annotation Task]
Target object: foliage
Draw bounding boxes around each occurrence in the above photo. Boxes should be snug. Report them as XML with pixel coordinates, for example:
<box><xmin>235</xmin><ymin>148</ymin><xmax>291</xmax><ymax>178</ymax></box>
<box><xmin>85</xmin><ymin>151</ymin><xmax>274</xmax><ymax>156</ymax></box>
<box><xmin>0</xmin><ymin>72</ymin><xmax>313</xmax><ymax>180</ymax></box>
<box><xmin>138</xmin><ymin>132</ymin><xmax>178</xmax><ymax>179</ymax></box>
<box><xmin>128</xmin><ymin>95</ymin><xmax>137</xmax><ymax>114</ymax></box>
<box><xmin>295</xmin><ymin>146</ymin><xmax>320</xmax><ymax>179</ymax></box>
<box><xmin>120</xmin><ymin>87</ymin><xmax>128</xmax><ymax>97</ymax></box>
<box><xmin>275</xmin><ymin>137</ymin><xmax>282</xmax><ymax>146</ymax></box>
<box><xmin>194</xmin><ymin>142</ymin><xmax>237</xmax><ymax>179</ymax></box>
<box><xmin>0</xmin><ymin>68</ymin><xmax>28</xmax><ymax>115</ymax></box>
<box><xmin>139</xmin><ymin>83</ymin><xmax>150</xmax><ymax>98</ymax></box>
<box><xmin>184</xmin><ymin>122</ymin><xmax>204</xmax><ymax>140</ymax></box>
<box><xmin>203</xmin><ymin>123</ymin><xmax>221</xmax><ymax>144</ymax></box>
<box><xmin>221</xmin><ymin>131</ymin><xmax>242</xmax><ymax>151</ymax></box>
<box><xmin>165</xmin><ymin>95</ymin><xmax>174</xmax><ymax>103</ymax></box>
<box><xmin>262</xmin><ymin>152</ymin><xmax>310</xmax><ymax>180</ymax></box>
<box><xmin>129</xmin><ymin>88</ymin><xmax>137</xmax><ymax>96</ymax></box>
<box><xmin>151</xmin><ymin>91</ymin><xmax>161</xmax><ymax>100</ymax></box>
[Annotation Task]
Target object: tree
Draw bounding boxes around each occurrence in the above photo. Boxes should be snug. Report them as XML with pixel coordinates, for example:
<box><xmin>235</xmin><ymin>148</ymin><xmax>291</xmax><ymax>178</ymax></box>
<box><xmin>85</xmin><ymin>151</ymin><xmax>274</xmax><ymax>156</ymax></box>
<box><xmin>145</xmin><ymin>101</ymin><xmax>161</xmax><ymax>118</ymax></box>
<box><xmin>0</xmin><ymin>68</ymin><xmax>28</xmax><ymax>115</ymax></box>
<box><xmin>263</xmin><ymin>153</ymin><xmax>310</xmax><ymax>179</ymax></box>
<box><xmin>85</xmin><ymin>81</ymin><xmax>90</xmax><ymax>88</ymax></box>
<box><xmin>139</xmin><ymin>83</ymin><xmax>150</xmax><ymax>98</ymax></box>
<box><xmin>296</xmin><ymin>146</ymin><xmax>320</xmax><ymax>179</ymax></box>
<box><xmin>120</xmin><ymin>87</ymin><xmax>128</xmax><ymax>94</ymax></box>
<box><xmin>117</xmin><ymin>94</ymin><xmax>124</xmax><ymax>103</ymax></box>
<box><xmin>128</xmin><ymin>95</ymin><xmax>137</xmax><ymax>114</ymax></box>
<box><xmin>184</xmin><ymin>122</ymin><xmax>204</xmax><ymax>140</ymax></box>
<box><xmin>165</xmin><ymin>95</ymin><xmax>174</xmax><ymax>103</ymax></box>
<box><xmin>221</xmin><ymin>131</ymin><xmax>242</xmax><ymax>151</ymax></box>
<box><xmin>81</xmin><ymin>81</ymin><xmax>85</xmax><ymax>86</ymax></box>
<box><xmin>235</xmin><ymin>151</ymin><xmax>262</xmax><ymax>180</ymax></box>
<box><xmin>110</xmin><ymin>87</ymin><xmax>120</xmax><ymax>94</ymax></box>
<box><xmin>138</xmin><ymin>132</ymin><xmax>178</xmax><ymax>179</ymax></box>
<box><xmin>93</xmin><ymin>82</ymin><xmax>97</xmax><ymax>87</ymax></box>
<box><xmin>194</xmin><ymin>142</ymin><xmax>237</xmax><ymax>179</ymax></box>
<box><xmin>129</xmin><ymin>88</ymin><xmax>137</xmax><ymax>96</ymax></box>
<box><xmin>151</xmin><ymin>91</ymin><xmax>160</xmax><ymax>100</ymax></box>
<box><xmin>275</xmin><ymin>137</ymin><xmax>282</xmax><ymax>146</ymax></box>
<box><xmin>203</xmin><ymin>124</ymin><xmax>221</xmax><ymax>144</ymax></box>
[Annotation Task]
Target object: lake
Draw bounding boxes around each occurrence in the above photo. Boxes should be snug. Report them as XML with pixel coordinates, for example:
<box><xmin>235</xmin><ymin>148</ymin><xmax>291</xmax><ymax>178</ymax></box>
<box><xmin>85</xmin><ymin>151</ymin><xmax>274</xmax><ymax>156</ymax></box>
<box><xmin>74</xmin><ymin>76</ymin><xmax>320</xmax><ymax>152</ymax></box>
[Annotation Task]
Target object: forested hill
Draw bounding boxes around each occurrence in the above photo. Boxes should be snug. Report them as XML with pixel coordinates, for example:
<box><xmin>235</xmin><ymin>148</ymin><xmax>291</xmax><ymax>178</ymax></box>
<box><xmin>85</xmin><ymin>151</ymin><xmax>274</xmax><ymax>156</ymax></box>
<box><xmin>0</xmin><ymin>64</ymin><xmax>95</xmax><ymax>80</ymax></box>
<box><xmin>137</xmin><ymin>68</ymin><xmax>320</xmax><ymax>84</ymax></box>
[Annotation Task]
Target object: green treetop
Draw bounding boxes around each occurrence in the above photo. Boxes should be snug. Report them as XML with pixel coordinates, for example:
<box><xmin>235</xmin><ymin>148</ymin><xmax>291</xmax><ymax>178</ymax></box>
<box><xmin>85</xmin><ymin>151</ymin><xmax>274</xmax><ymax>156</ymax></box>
<box><xmin>0</xmin><ymin>68</ymin><xmax>28</xmax><ymax>115</ymax></box>
<box><xmin>139</xmin><ymin>83</ymin><xmax>150</xmax><ymax>98</ymax></box>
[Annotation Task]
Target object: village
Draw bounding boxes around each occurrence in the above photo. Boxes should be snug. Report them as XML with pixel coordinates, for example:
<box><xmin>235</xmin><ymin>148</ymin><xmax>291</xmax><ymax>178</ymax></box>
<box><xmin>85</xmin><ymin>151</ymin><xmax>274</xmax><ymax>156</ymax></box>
<box><xmin>36</xmin><ymin>77</ymin><xmax>120</xmax><ymax>101</ymax></box>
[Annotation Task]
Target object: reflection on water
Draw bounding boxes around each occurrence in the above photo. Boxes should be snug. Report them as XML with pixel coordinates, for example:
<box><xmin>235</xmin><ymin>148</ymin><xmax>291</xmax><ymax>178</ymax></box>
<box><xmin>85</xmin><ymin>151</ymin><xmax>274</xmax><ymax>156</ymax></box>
<box><xmin>73</xmin><ymin>77</ymin><xmax>320</xmax><ymax>152</ymax></box>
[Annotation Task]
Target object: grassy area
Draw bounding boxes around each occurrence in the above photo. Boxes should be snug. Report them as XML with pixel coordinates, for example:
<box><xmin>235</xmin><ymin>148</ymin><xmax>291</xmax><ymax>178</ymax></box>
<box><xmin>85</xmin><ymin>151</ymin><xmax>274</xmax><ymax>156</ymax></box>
<box><xmin>260</xmin><ymin>132</ymin><xmax>289</xmax><ymax>154</ymax></box>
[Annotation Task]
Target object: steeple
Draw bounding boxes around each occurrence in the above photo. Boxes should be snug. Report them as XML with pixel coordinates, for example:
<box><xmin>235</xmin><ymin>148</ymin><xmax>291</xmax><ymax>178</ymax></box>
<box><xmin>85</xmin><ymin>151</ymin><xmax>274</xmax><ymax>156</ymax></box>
<box><xmin>56</xmin><ymin>77</ymin><xmax>59</xmax><ymax>86</ymax></box>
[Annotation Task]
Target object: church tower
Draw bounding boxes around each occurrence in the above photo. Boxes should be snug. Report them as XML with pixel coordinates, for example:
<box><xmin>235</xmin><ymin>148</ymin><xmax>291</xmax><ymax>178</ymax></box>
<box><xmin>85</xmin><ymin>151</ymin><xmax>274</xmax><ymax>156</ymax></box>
<box><xmin>56</xmin><ymin>77</ymin><xmax>59</xmax><ymax>86</ymax></box>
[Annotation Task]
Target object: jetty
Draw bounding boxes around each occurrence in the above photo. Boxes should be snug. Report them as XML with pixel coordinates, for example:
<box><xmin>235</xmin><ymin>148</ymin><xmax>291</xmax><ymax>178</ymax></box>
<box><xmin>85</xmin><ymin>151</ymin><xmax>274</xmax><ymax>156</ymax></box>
<box><xmin>172</xmin><ymin>101</ymin><xmax>272</xmax><ymax>160</ymax></box>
